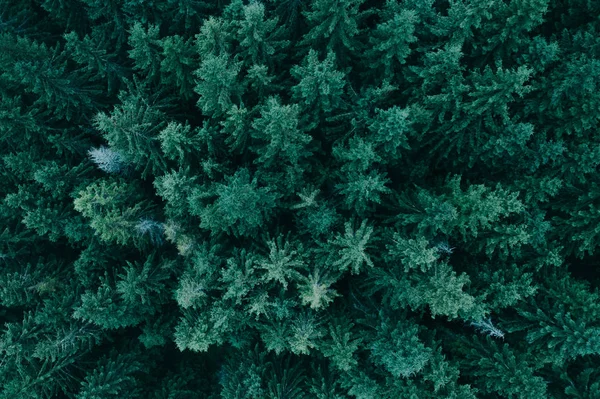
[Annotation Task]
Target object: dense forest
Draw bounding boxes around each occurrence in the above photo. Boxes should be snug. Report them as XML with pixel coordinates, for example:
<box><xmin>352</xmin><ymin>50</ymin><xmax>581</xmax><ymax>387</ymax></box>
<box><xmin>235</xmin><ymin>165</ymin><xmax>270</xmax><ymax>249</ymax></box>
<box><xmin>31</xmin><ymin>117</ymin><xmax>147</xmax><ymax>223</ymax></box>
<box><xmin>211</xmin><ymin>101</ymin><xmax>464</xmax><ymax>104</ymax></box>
<box><xmin>1</xmin><ymin>0</ymin><xmax>600</xmax><ymax>397</ymax></box>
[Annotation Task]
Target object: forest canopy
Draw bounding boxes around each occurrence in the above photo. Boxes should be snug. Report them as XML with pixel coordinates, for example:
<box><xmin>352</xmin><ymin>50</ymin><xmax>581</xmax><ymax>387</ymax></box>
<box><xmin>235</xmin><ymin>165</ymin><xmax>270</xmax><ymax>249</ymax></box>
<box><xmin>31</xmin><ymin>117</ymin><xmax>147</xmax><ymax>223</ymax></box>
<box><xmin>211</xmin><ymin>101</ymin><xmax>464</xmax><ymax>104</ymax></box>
<box><xmin>1</xmin><ymin>0</ymin><xmax>600</xmax><ymax>398</ymax></box>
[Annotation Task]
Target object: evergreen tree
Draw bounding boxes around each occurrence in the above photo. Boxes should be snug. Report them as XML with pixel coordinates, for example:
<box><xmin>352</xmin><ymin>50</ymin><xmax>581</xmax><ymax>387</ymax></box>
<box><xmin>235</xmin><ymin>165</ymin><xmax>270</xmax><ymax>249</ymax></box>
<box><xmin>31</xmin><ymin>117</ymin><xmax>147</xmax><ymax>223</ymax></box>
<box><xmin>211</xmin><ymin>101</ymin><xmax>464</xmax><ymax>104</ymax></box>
<box><xmin>301</xmin><ymin>0</ymin><xmax>365</xmax><ymax>56</ymax></box>
<box><xmin>93</xmin><ymin>83</ymin><xmax>168</xmax><ymax>178</ymax></box>
<box><xmin>128</xmin><ymin>22</ymin><xmax>162</xmax><ymax>81</ymax></box>
<box><xmin>189</xmin><ymin>168</ymin><xmax>280</xmax><ymax>237</ymax></box>
<box><xmin>366</xmin><ymin>1</ymin><xmax>418</xmax><ymax>79</ymax></box>
<box><xmin>291</xmin><ymin>49</ymin><xmax>346</xmax><ymax>127</ymax></box>
<box><xmin>251</xmin><ymin>97</ymin><xmax>310</xmax><ymax>165</ymax></box>
<box><xmin>238</xmin><ymin>2</ymin><xmax>289</xmax><ymax>67</ymax></box>
<box><xmin>194</xmin><ymin>53</ymin><xmax>243</xmax><ymax>117</ymax></box>
<box><xmin>159</xmin><ymin>34</ymin><xmax>197</xmax><ymax>99</ymax></box>
<box><xmin>73</xmin><ymin>178</ymin><xmax>154</xmax><ymax>246</ymax></box>
<box><xmin>1</xmin><ymin>0</ymin><xmax>600</xmax><ymax>397</ymax></box>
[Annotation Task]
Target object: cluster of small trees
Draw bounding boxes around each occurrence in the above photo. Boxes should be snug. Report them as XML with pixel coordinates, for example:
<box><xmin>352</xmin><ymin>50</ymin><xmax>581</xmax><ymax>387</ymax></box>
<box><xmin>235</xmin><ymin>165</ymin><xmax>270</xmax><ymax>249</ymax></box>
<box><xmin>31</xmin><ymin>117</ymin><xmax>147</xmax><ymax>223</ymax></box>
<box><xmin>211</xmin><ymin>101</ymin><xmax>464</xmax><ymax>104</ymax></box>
<box><xmin>1</xmin><ymin>0</ymin><xmax>600</xmax><ymax>397</ymax></box>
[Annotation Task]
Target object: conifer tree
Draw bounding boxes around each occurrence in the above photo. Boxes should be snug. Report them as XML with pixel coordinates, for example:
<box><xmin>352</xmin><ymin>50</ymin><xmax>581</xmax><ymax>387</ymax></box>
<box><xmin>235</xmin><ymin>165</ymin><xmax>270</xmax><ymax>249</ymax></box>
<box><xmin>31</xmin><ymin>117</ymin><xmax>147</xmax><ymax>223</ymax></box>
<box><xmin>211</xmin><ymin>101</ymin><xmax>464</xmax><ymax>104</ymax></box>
<box><xmin>301</xmin><ymin>0</ymin><xmax>365</xmax><ymax>56</ymax></box>
<box><xmin>73</xmin><ymin>178</ymin><xmax>155</xmax><ymax>246</ymax></box>
<box><xmin>251</xmin><ymin>97</ymin><xmax>311</xmax><ymax>167</ymax></box>
<box><xmin>159</xmin><ymin>35</ymin><xmax>197</xmax><ymax>99</ymax></box>
<box><xmin>238</xmin><ymin>2</ymin><xmax>289</xmax><ymax>67</ymax></box>
<box><xmin>367</xmin><ymin>1</ymin><xmax>418</xmax><ymax>79</ymax></box>
<box><xmin>2</xmin><ymin>0</ymin><xmax>600</xmax><ymax>397</ymax></box>
<box><xmin>93</xmin><ymin>83</ymin><xmax>168</xmax><ymax>177</ymax></box>
<box><xmin>291</xmin><ymin>49</ymin><xmax>346</xmax><ymax>123</ymax></box>
<box><xmin>194</xmin><ymin>53</ymin><xmax>243</xmax><ymax>117</ymax></box>
<box><xmin>189</xmin><ymin>168</ymin><xmax>280</xmax><ymax>237</ymax></box>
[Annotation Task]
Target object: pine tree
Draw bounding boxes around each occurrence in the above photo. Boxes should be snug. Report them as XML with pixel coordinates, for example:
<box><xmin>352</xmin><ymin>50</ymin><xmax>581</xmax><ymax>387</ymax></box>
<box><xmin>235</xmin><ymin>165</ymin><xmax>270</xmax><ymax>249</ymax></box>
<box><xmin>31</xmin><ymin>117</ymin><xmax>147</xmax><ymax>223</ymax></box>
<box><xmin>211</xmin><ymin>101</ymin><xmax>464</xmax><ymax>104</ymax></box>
<box><xmin>2</xmin><ymin>0</ymin><xmax>600</xmax><ymax>397</ymax></box>
<box><xmin>291</xmin><ymin>49</ymin><xmax>346</xmax><ymax>126</ymax></box>
<box><xmin>195</xmin><ymin>16</ymin><xmax>234</xmax><ymax>57</ymax></box>
<box><xmin>301</xmin><ymin>0</ymin><xmax>365</xmax><ymax>56</ymax></box>
<box><xmin>189</xmin><ymin>168</ymin><xmax>280</xmax><ymax>237</ymax></box>
<box><xmin>320</xmin><ymin>220</ymin><xmax>375</xmax><ymax>275</ymax></box>
<box><xmin>459</xmin><ymin>336</ymin><xmax>548</xmax><ymax>399</ymax></box>
<box><xmin>319</xmin><ymin>318</ymin><xmax>361</xmax><ymax>372</ymax></box>
<box><xmin>128</xmin><ymin>24</ymin><xmax>162</xmax><ymax>81</ymax></box>
<box><xmin>158</xmin><ymin>122</ymin><xmax>200</xmax><ymax>166</ymax></box>
<box><xmin>507</xmin><ymin>274</ymin><xmax>600</xmax><ymax>364</ymax></box>
<box><xmin>296</xmin><ymin>268</ymin><xmax>338</xmax><ymax>310</ymax></box>
<box><xmin>158</xmin><ymin>34</ymin><xmax>197</xmax><ymax>100</ymax></box>
<box><xmin>257</xmin><ymin>236</ymin><xmax>305</xmax><ymax>289</ymax></box>
<box><xmin>335</xmin><ymin>169</ymin><xmax>391</xmax><ymax>215</ymax></box>
<box><xmin>367</xmin><ymin>106</ymin><xmax>413</xmax><ymax>164</ymax></box>
<box><xmin>153</xmin><ymin>168</ymin><xmax>197</xmax><ymax>218</ymax></box>
<box><xmin>370</xmin><ymin>313</ymin><xmax>432</xmax><ymax>378</ymax></box>
<box><xmin>250</xmin><ymin>96</ymin><xmax>312</xmax><ymax>168</ymax></box>
<box><xmin>194</xmin><ymin>53</ymin><xmax>243</xmax><ymax>117</ymax></box>
<box><xmin>238</xmin><ymin>2</ymin><xmax>289</xmax><ymax>66</ymax></box>
<box><xmin>73</xmin><ymin>178</ymin><xmax>155</xmax><ymax>246</ymax></box>
<box><xmin>366</xmin><ymin>1</ymin><xmax>418</xmax><ymax>79</ymax></box>
<box><xmin>76</xmin><ymin>351</ymin><xmax>144</xmax><ymax>399</ymax></box>
<box><xmin>88</xmin><ymin>146</ymin><xmax>128</xmax><ymax>174</ymax></box>
<box><xmin>93</xmin><ymin>83</ymin><xmax>168</xmax><ymax>178</ymax></box>
<box><xmin>64</xmin><ymin>29</ymin><xmax>125</xmax><ymax>94</ymax></box>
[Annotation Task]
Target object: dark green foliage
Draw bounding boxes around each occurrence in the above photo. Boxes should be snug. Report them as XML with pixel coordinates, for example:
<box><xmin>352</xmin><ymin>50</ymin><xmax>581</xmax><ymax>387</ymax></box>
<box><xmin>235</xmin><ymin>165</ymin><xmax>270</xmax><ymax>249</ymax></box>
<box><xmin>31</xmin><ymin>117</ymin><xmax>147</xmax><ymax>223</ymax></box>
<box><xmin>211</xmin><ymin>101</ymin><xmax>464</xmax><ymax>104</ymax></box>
<box><xmin>251</xmin><ymin>97</ymin><xmax>311</xmax><ymax>168</ymax></box>
<box><xmin>73</xmin><ymin>178</ymin><xmax>154</xmax><ymax>246</ymax></box>
<box><xmin>238</xmin><ymin>2</ymin><xmax>289</xmax><ymax>66</ymax></box>
<box><xmin>159</xmin><ymin>35</ymin><xmax>197</xmax><ymax>99</ymax></box>
<box><xmin>291</xmin><ymin>49</ymin><xmax>346</xmax><ymax>127</ymax></box>
<box><xmin>189</xmin><ymin>168</ymin><xmax>280</xmax><ymax>237</ymax></box>
<box><xmin>194</xmin><ymin>53</ymin><xmax>243</xmax><ymax>117</ymax></box>
<box><xmin>460</xmin><ymin>336</ymin><xmax>548</xmax><ymax>398</ymax></box>
<box><xmin>93</xmin><ymin>83</ymin><xmax>168</xmax><ymax>177</ymax></box>
<box><xmin>366</xmin><ymin>1</ymin><xmax>418</xmax><ymax>79</ymax></box>
<box><xmin>370</xmin><ymin>314</ymin><xmax>432</xmax><ymax>378</ymax></box>
<box><xmin>1</xmin><ymin>0</ymin><xmax>599</xmax><ymax>398</ymax></box>
<box><xmin>77</xmin><ymin>350</ymin><xmax>145</xmax><ymax>399</ymax></box>
<box><xmin>301</xmin><ymin>0</ymin><xmax>365</xmax><ymax>55</ymax></box>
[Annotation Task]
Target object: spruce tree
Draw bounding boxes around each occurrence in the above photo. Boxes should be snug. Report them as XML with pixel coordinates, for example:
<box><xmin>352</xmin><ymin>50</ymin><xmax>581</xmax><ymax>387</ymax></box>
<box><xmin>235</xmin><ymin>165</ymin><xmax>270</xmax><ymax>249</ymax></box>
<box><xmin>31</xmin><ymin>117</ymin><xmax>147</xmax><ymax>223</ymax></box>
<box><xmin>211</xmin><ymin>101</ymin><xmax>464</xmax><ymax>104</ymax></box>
<box><xmin>1</xmin><ymin>0</ymin><xmax>600</xmax><ymax>397</ymax></box>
